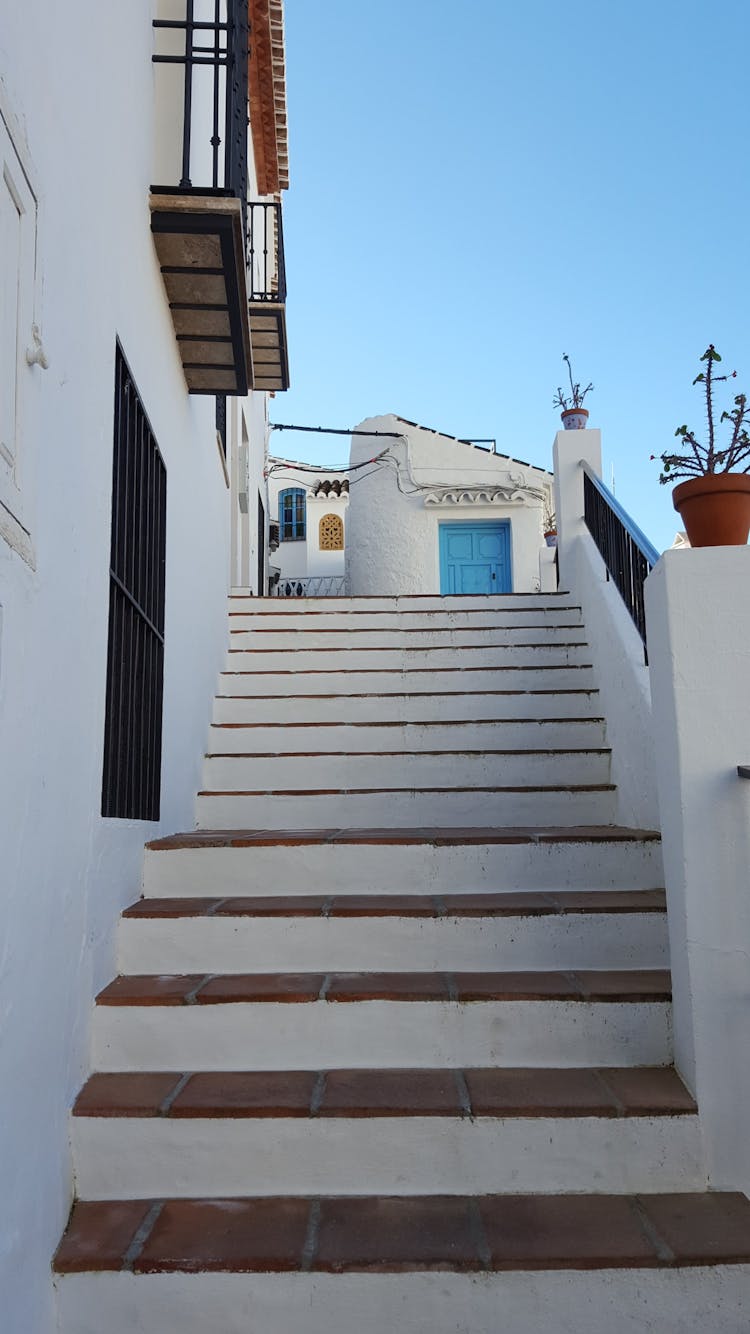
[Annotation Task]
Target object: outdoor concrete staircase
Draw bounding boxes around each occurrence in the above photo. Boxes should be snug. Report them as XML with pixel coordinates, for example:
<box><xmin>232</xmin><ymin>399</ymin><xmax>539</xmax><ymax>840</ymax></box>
<box><xmin>54</xmin><ymin>593</ymin><xmax>750</xmax><ymax>1333</ymax></box>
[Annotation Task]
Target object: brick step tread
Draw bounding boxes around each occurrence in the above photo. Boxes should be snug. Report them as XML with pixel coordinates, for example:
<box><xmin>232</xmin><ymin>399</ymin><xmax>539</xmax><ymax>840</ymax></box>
<box><xmin>204</xmin><ymin>747</ymin><xmax>613</xmax><ymax>758</ymax></box>
<box><xmin>123</xmin><ymin>890</ymin><xmax>667</xmax><ymax>920</ymax></box>
<box><xmin>96</xmin><ymin>970</ymin><xmax>672</xmax><ymax>1006</ymax></box>
<box><xmin>211</xmin><ymin>717</ymin><xmax>608</xmax><ymax>728</ymax></box>
<box><xmin>230</xmin><ymin>624</ymin><xmax>586</xmax><ymax>634</ymax></box>
<box><xmin>73</xmin><ymin>1065</ymin><xmax>696</xmax><ymax>1120</ymax></box>
<box><xmin>146</xmin><ymin>826</ymin><xmax>660</xmax><ymax>850</ymax></box>
<box><xmin>221</xmin><ymin>665</ymin><xmax>594</xmax><ymax>675</ymax></box>
<box><xmin>54</xmin><ymin>1191</ymin><xmax>750</xmax><ymax>1275</ymax></box>
<box><xmin>226</xmin><ymin>643</ymin><xmax>589</xmax><ymax>654</ymax></box>
<box><xmin>213</xmin><ymin>693</ymin><xmax>597</xmax><ymax>704</ymax></box>
<box><xmin>197</xmin><ymin>785</ymin><xmax>618</xmax><ymax>796</ymax></box>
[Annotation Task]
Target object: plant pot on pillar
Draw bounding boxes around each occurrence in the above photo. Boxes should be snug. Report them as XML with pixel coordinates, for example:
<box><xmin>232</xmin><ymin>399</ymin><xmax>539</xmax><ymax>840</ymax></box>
<box><xmin>657</xmin><ymin>345</ymin><xmax>750</xmax><ymax>547</ymax></box>
<box><xmin>553</xmin><ymin>354</ymin><xmax>593</xmax><ymax>430</ymax></box>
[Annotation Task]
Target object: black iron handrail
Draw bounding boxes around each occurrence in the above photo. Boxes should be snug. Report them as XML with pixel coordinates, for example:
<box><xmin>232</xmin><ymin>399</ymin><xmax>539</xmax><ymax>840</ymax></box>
<box><xmin>247</xmin><ymin>202</ymin><xmax>287</xmax><ymax>303</ymax></box>
<box><xmin>582</xmin><ymin>462</ymin><xmax>660</xmax><ymax>656</ymax></box>
<box><xmin>152</xmin><ymin>1</ymin><xmax>249</xmax><ymax>233</ymax></box>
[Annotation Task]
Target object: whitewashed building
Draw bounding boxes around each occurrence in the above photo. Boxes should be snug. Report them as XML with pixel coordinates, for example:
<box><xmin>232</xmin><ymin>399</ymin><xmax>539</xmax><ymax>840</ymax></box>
<box><xmin>0</xmin><ymin>2</ymin><xmax>290</xmax><ymax>1329</ymax></box>
<box><xmin>268</xmin><ymin>455</ymin><xmax>349</xmax><ymax>594</ymax></box>
<box><xmin>4</xmin><ymin>3</ymin><xmax>750</xmax><ymax>1330</ymax></box>
<box><xmin>347</xmin><ymin>414</ymin><xmax>555</xmax><ymax>595</ymax></box>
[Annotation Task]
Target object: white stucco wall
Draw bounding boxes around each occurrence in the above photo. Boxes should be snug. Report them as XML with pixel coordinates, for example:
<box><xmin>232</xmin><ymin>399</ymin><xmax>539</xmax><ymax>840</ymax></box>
<box><xmin>346</xmin><ymin>416</ymin><xmax>551</xmax><ymax>596</ymax></box>
<box><xmin>0</xmin><ymin>7</ymin><xmax>268</xmax><ymax>1329</ymax></box>
<box><xmin>268</xmin><ymin>460</ymin><xmax>348</xmax><ymax>585</ymax></box>
<box><xmin>552</xmin><ymin>429</ymin><xmax>659</xmax><ymax>830</ymax></box>
<box><xmin>646</xmin><ymin>549</ymin><xmax>750</xmax><ymax>1194</ymax></box>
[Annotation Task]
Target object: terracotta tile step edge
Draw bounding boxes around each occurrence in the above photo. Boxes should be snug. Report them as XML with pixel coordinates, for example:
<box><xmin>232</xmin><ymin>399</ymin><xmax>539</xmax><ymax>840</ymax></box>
<box><xmin>231</xmin><ymin>623</ymin><xmax>586</xmax><ymax>635</ymax></box>
<box><xmin>72</xmin><ymin>1065</ymin><xmax>696</xmax><ymax>1120</ymax></box>
<box><xmin>221</xmin><ymin>664</ymin><xmax>595</xmax><ymax>675</ymax></box>
<box><xmin>196</xmin><ymin>785</ymin><xmax>618</xmax><ymax>797</ymax></box>
<box><xmin>211</xmin><ymin>717</ymin><xmax>608</xmax><ymax>728</ymax></box>
<box><xmin>123</xmin><ymin>889</ymin><xmax>667</xmax><ymax>919</ymax></box>
<box><xmin>226</xmin><ymin>642</ymin><xmax>589</xmax><ymax>654</ymax></box>
<box><xmin>95</xmin><ymin>969</ymin><xmax>672</xmax><ymax>1006</ymax></box>
<box><xmin>214</xmin><ymin>688</ymin><xmax>602</xmax><ymax>700</ymax></box>
<box><xmin>146</xmin><ymin>826</ymin><xmax>661</xmax><ymax>850</ymax></box>
<box><xmin>203</xmin><ymin>747</ymin><xmax>613</xmax><ymax>758</ymax></box>
<box><xmin>54</xmin><ymin>1191</ymin><xmax>750</xmax><ymax>1274</ymax></box>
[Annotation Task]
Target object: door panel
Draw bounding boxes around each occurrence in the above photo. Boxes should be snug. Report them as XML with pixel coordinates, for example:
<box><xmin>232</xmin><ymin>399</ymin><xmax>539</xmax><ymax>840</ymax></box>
<box><xmin>439</xmin><ymin>522</ymin><xmax>511</xmax><ymax>595</ymax></box>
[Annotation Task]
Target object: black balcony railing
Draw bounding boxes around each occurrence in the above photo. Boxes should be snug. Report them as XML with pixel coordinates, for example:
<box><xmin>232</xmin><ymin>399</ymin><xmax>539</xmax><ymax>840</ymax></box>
<box><xmin>247</xmin><ymin>201</ymin><xmax>287</xmax><ymax>303</ymax></box>
<box><xmin>582</xmin><ymin>462</ymin><xmax>660</xmax><ymax>658</ymax></box>
<box><xmin>153</xmin><ymin>0</ymin><xmax>249</xmax><ymax>232</ymax></box>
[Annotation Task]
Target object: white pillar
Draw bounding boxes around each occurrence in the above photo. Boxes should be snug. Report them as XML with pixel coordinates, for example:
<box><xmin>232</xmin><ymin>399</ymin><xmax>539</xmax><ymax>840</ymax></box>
<box><xmin>645</xmin><ymin>547</ymin><xmax>750</xmax><ymax>1191</ymax></box>
<box><xmin>553</xmin><ymin>428</ymin><xmax>601</xmax><ymax>589</ymax></box>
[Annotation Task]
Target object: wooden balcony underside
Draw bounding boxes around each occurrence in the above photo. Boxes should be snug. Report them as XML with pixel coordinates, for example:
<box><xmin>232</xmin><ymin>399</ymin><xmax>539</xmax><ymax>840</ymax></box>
<box><xmin>249</xmin><ymin>303</ymin><xmax>290</xmax><ymax>392</ymax></box>
<box><xmin>150</xmin><ymin>194</ymin><xmax>253</xmax><ymax>396</ymax></box>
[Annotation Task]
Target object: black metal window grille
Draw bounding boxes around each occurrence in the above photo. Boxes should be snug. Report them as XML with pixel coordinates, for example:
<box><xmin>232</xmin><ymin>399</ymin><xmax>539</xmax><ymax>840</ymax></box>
<box><xmin>582</xmin><ymin>463</ymin><xmax>659</xmax><ymax>659</ymax></box>
<box><xmin>216</xmin><ymin>394</ymin><xmax>227</xmax><ymax>456</ymax></box>
<box><xmin>102</xmin><ymin>345</ymin><xmax>167</xmax><ymax>821</ymax></box>
<box><xmin>152</xmin><ymin>0</ymin><xmax>249</xmax><ymax>233</ymax></box>
<box><xmin>248</xmin><ymin>201</ymin><xmax>287</xmax><ymax>302</ymax></box>
<box><xmin>257</xmin><ymin>492</ymin><xmax>266</xmax><ymax>593</ymax></box>
<box><xmin>279</xmin><ymin>487</ymin><xmax>305</xmax><ymax>541</ymax></box>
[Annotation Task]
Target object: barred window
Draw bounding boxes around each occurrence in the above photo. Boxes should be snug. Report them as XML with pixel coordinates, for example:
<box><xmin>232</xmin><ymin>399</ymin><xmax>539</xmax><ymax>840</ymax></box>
<box><xmin>101</xmin><ymin>344</ymin><xmax>167</xmax><ymax>821</ymax></box>
<box><xmin>319</xmin><ymin>512</ymin><xmax>343</xmax><ymax>550</ymax></box>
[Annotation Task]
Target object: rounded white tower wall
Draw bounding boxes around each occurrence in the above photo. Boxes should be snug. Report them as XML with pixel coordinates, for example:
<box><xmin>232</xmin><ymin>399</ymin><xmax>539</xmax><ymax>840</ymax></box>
<box><xmin>346</xmin><ymin>415</ymin><xmax>551</xmax><ymax>596</ymax></box>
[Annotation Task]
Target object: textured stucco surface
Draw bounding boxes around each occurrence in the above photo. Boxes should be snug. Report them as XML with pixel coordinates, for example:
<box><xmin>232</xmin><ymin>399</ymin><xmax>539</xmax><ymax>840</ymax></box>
<box><xmin>347</xmin><ymin>416</ymin><xmax>552</xmax><ymax>595</ymax></box>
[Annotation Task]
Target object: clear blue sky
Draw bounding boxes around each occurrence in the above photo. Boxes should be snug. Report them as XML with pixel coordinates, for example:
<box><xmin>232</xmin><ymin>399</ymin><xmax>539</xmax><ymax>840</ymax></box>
<box><xmin>275</xmin><ymin>0</ymin><xmax>749</xmax><ymax>552</ymax></box>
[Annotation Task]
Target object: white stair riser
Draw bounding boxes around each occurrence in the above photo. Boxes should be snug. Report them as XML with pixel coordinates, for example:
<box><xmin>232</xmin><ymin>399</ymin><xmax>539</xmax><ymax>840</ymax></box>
<box><xmin>142</xmin><ymin>841</ymin><xmax>664</xmax><ymax>899</ymax></box>
<box><xmin>72</xmin><ymin>1115</ymin><xmax>702</xmax><ymax>1199</ymax></box>
<box><xmin>212</xmin><ymin>690</ymin><xmax>603</xmax><ymax>725</ymax></box>
<box><xmin>218</xmin><ymin>666</ymin><xmax>597</xmax><ymax>695</ymax></box>
<box><xmin>118</xmin><ymin>913</ymin><xmax>668</xmax><ymax>975</ymax></box>
<box><xmin>55</xmin><ymin>1269</ymin><xmax>750</xmax><ymax>1334</ymax></box>
<box><xmin>194</xmin><ymin>787</ymin><xmax>618</xmax><ymax>830</ymax></box>
<box><xmin>202</xmin><ymin>751</ymin><xmax>612</xmax><ymax>792</ymax></box>
<box><xmin>208</xmin><ymin>719</ymin><xmax>609</xmax><ymax>753</ymax></box>
<box><xmin>229</xmin><ymin>607</ymin><xmax>584</xmax><ymax>631</ymax></box>
<box><xmin>92</xmin><ymin>1001</ymin><xmax>671</xmax><ymax>1072</ymax></box>
<box><xmin>226</xmin><ymin>645</ymin><xmax>592</xmax><ymax>672</ymax></box>
<box><xmin>228</xmin><ymin>627</ymin><xmax>588</xmax><ymax>650</ymax></box>
<box><xmin>232</xmin><ymin>594</ymin><xmax>578</xmax><ymax>612</ymax></box>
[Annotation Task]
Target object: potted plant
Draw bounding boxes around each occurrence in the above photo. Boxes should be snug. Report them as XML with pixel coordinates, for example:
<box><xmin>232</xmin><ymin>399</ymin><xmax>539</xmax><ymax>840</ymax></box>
<box><xmin>542</xmin><ymin>495</ymin><xmax>557</xmax><ymax>546</ymax></box>
<box><xmin>657</xmin><ymin>345</ymin><xmax>750</xmax><ymax>546</ymax></box>
<box><xmin>553</xmin><ymin>354</ymin><xmax>593</xmax><ymax>429</ymax></box>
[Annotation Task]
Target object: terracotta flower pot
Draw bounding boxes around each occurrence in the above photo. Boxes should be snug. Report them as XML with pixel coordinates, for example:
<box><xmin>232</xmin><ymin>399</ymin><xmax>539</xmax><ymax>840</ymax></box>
<box><xmin>672</xmin><ymin>473</ymin><xmax>750</xmax><ymax>547</ymax></box>
<box><xmin>561</xmin><ymin>407</ymin><xmax>589</xmax><ymax>430</ymax></box>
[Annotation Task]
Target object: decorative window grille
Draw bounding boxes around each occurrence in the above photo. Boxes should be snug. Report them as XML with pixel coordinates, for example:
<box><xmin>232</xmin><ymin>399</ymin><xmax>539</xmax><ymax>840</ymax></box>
<box><xmin>319</xmin><ymin>512</ymin><xmax>344</xmax><ymax>550</ymax></box>
<box><xmin>101</xmin><ymin>344</ymin><xmax>167</xmax><ymax>821</ymax></box>
<box><xmin>279</xmin><ymin>487</ymin><xmax>306</xmax><ymax>541</ymax></box>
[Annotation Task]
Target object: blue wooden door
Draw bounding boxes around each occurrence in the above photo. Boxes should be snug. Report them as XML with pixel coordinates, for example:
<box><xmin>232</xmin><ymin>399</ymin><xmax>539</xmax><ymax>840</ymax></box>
<box><xmin>438</xmin><ymin>522</ymin><xmax>512</xmax><ymax>595</ymax></box>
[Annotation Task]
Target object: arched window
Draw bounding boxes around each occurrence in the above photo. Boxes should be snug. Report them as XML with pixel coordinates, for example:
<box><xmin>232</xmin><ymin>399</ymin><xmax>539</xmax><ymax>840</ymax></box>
<box><xmin>319</xmin><ymin>512</ymin><xmax>344</xmax><ymax>550</ymax></box>
<box><xmin>279</xmin><ymin>487</ymin><xmax>306</xmax><ymax>541</ymax></box>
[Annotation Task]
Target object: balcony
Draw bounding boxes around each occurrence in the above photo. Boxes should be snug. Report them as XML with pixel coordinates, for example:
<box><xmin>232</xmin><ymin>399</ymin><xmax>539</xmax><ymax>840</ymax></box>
<box><xmin>247</xmin><ymin>201</ymin><xmax>290</xmax><ymax>393</ymax></box>
<box><xmin>150</xmin><ymin>0</ymin><xmax>252</xmax><ymax>396</ymax></box>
